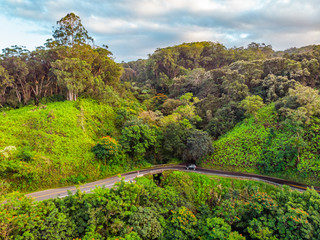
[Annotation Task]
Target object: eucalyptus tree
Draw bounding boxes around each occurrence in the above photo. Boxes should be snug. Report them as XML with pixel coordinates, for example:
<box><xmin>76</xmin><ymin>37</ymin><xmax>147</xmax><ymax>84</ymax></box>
<box><xmin>51</xmin><ymin>58</ymin><xmax>93</xmax><ymax>101</ymax></box>
<box><xmin>52</xmin><ymin>12</ymin><xmax>93</xmax><ymax>47</ymax></box>
<box><xmin>0</xmin><ymin>54</ymin><xmax>29</xmax><ymax>105</ymax></box>
<box><xmin>0</xmin><ymin>66</ymin><xmax>13</xmax><ymax>106</ymax></box>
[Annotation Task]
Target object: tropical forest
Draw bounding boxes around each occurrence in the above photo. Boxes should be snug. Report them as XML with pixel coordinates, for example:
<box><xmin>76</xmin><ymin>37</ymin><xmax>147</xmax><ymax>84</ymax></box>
<box><xmin>1</xmin><ymin>13</ymin><xmax>320</xmax><ymax>240</ymax></box>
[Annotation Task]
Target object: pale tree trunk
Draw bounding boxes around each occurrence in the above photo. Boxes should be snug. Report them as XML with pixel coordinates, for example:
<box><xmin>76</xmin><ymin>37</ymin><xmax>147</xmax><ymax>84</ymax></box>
<box><xmin>67</xmin><ymin>91</ymin><xmax>77</xmax><ymax>101</ymax></box>
<box><xmin>68</xmin><ymin>91</ymin><xmax>73</xmax><ymax>101</ymax></box>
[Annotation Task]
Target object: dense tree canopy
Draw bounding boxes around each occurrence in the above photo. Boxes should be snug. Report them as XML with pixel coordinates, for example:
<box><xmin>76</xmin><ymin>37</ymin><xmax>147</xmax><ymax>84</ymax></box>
<box><xmin>2</xmin><ymin>171</ymin><xmax>320</xmax><ymax>240</ymax></box>
<box><xmin>0</xmin><ymin>13</ymin><xmax>122</xmax><ymax>107</ymax></box>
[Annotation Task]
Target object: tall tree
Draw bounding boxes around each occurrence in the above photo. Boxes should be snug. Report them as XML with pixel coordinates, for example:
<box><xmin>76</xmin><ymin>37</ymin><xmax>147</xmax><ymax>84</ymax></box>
<box><xmin>26</xmin><ymin>48</ymin><xmax>55</xmax><ymax>105</ymax></box>
<box><xmin>0</xmin><ymin>66</ymin><xmax>13</xmax><ymax>106</ymax></box>
<box><xmin>1</xmin><ymin>56</ymin><xmax>29</xmax><ymax>105</ymax></box>
<box><xmin>51</xmin><ymin>58</ymin><xmax>93</xmax><ymax>101</ymax></box>
<box><xmin>52</xmin><ymin>12</ymin><xmax>93</xmax><ymax>47</ymax></box>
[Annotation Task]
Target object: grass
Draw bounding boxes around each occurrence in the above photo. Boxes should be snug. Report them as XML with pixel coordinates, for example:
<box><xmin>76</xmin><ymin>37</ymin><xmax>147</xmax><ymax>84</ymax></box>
<box><xmin>206</xmin><ymin>174</ymin><xmax>280</xmax><ymax>195</ymax></box>
<box><xmin>0</xmin><ymin>99</ymin><xmax>140</xmax><ymax>193</ymax></box>
<box><xmin>203</xmin><ymin>103</ymin><xmax>320</xmax><ymax>187</ymax></box>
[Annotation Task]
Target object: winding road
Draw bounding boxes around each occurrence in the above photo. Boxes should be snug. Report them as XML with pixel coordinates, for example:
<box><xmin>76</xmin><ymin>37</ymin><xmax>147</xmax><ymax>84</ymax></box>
<box><xmin>26</xmin><ymin>165</ymin><xmax>320</xmax><ymax>201</ymax></box>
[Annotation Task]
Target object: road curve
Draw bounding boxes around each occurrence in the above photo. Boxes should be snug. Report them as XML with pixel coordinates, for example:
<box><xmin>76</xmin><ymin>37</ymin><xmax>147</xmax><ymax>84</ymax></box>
<box><xmin>26</xmin><ymin>165</ymin><xmax>320</xmax><ymax>201</ymax></box>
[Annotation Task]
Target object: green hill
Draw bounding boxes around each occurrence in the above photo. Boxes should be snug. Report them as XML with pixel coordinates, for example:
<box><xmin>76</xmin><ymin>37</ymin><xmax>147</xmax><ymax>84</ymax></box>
<box><xmin>0</xmin><ymin>99</ymin><xmax>141</xmax><ymax>192</ymax></box>
<box><xmin>203</xmin><ymin>103</ymin><xmax>320</xmax><ymax>186</ymax></box>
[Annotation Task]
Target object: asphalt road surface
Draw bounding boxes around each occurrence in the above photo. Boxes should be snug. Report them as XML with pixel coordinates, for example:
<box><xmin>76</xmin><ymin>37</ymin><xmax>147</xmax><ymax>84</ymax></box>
<box><xmin>26</xmin><ymin>165</ymin><xmax>320</xmax><ymax>201</ymax></box>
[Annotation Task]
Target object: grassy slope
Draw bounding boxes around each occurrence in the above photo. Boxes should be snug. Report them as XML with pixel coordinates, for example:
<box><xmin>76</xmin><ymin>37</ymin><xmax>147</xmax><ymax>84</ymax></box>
<box><xmin>202</xmin><ymin>104</ymin><xmax>320</xmax><ymax>186</ymax></box>
<box><xmin>0</xmin><ymin>99</ymin><xmax>136</xmax><ymax>192</ymax></box>
<box><xmin>203</xmin><ymin>104</ymin><xmax>276</xmax><ymax>170</ymax></box>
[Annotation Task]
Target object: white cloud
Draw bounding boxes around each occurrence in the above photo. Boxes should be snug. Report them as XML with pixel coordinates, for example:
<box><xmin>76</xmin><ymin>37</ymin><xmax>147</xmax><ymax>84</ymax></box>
<box><xmin>240</xmin><ymin>33</ymin><xmax>249</xmax><ymax>39</ymax></box>
<box><xmin>87</xmin><ymin>16</ymin><xmax>137</xmax><ymax>34</ymax></box>
<box><xmin>178</xmin><ymin>27</ymin><xmax>222</xmax><ymax>42</ymax></box>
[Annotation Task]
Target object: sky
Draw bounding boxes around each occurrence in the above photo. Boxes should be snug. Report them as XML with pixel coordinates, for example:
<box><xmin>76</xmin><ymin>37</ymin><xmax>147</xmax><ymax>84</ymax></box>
<box><xmin>0</xmin><ymin>0</ymin><xmax>320</xmax><ymax>62</ymax></box>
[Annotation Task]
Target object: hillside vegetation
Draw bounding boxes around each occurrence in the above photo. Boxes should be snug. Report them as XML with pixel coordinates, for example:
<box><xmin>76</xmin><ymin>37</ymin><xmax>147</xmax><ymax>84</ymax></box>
<box><xmin>205</xmin><ymin>103</ymin><xmax>320</xmax><ymax>185</ymax></box>
<box><xmin>2</xmin><ymin>12</ymin><xmax>320</xmax><ymax>240</ymax></box>
<box><xmin>122</xmin><ymin>41</ymin><xmax>320</xmax><ymax>186</ymax></box>
<box><xmin>0</xmin><ymin>99</ymin><xmax>148</xmax><ymax>191</ymax></box>
<box><xmin>2</xmin><ymin>12</ymin><xmax>320</xmax><ymax>194</ymax></box>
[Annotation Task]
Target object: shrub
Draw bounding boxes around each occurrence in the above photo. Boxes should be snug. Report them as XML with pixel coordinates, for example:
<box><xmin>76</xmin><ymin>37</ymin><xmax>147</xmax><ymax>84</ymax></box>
<box><xmin>17</xmin><ymin>146</ymin><xmax>34</xmax><ymax>162</ymax></box>
<box><xmin>120</xmin><ymin>119</ymin><xmax>160</xmax><ymax>160</ymax></box>
<box><xmin>92</xmin><ymin>136</ymin><xmax>120</xmax><ymax>164</ymax></box>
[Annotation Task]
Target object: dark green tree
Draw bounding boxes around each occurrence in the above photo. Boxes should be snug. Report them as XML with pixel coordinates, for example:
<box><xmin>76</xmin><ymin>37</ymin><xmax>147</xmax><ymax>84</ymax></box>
<box><xmin>183</xmin><ymin>129</ymin><xmax>213</xmax><ymax>163</ymax></box>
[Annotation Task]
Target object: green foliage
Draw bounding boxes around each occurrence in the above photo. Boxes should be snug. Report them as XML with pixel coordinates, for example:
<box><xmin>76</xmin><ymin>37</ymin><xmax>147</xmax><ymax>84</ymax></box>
<box><xmin>2</xmin><ymin>171</ymin><xmax>320</xmax><ymax>240</ymax></box>
<box><xmin>183</xmin><ymin>129</ymin><xmax>213</xmax><ymax>163</ymax></box>
<box><xmin>0</xmin><ymin>99</ymin><xmax>129</xmax><ymax>191</ymax></box>
<box><xmin>207</xmin><ymin>106</ymin><xmax>275</xmax><ymax>169</ymax></box>
<box><xmin>199</xmin><ymin>217</ymin><xmax>234</xmax><ymax>240</ymax></box>
<box><xmin>298</xmin><ymin>117</ymin><xmax>320</xmax><ymax>175</ymax></box>
<box><xmin>51</xmin><ymin>57</ymin><xmax>94</xmax><ymax>101</ymax></box>
<box><xmin>222</xmin><ymin>70</ymin><xmax>249</xmax><ymax>102</ymax></box>
<box><xmin>92</xmin><ymin>136</ymin><xmax>121</xmax><ymax>164</ymax></box>
<box><xmin>108</xmin><ymin>232</ymin><xmax>142</xmax><ymax>240</ymax></box>
<box><xmin>120</xmin><ymin>118</ymin><xmax>160</xmax><ymax>159</ymax></box>
<box><xmin>17</xmin><ymin>145</ymin><xmax>35</xmax><ymax>162</ymax></box>
<box><xmin>258</xmin><ymin>128</ymin><xmax>298</xmax><ymax>173</ymax></box>
<box><xmin>0</xmin><ymin>192</ymin><xmax>75</xmax><ymax>240</ymax></box>
<box><xmin>206</xmin><ymin>101</ymin><xmax>320</xmax><ymax>184</ymax></box>
<box><xmin>240</xmin><ymin>95</ymin><xmax>265</xmax><ymax>120</ymax></box>
<box><xmin>160</xmin><ymin>123</ymin><xmax>212</xmax><ymax>163</ymax></box>
<box><xmin>262</xmin><ymin>73</ymin><xmax>296</xmax><ymax>103</ymax></box>
<box><xmin>206</xmin><ymin>102</ymin><xmax>244</xmax><ymax>139</ymax></box>
<box><xmin>277</xmin><ymin>83</ymin><xmax>320</xmax><ymax>124</ymax></box>
<box><xmin>39</xmin><ymin>94</ymin><xmax>65</xmax><ymax>104</ymax></box>
<box><xmin>161</xmin><ymin>123</ymin><xmax>188</xmax><ymax>161</ymax></box>
<box><xmin>164</xmin><ymin>206</ymin><xmax>198</xmax><ymax>240</ymax></box>
<box><xmin>128</xmin><ymin>206</ymin><xmax>162</xmax><ymax>239</ymax></box>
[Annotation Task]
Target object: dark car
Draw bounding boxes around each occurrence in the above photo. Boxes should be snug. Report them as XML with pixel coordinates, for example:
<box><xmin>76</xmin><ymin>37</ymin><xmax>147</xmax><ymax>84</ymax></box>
<box><xmin>186</xmin><ymin>164</ymin><xmax>196</xmax><ymax>170</ymax></box>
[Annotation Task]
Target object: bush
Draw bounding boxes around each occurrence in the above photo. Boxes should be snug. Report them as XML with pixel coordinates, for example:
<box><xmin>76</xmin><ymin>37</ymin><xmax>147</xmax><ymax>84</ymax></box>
<box><xmin>39</xmin><ymin>94</ymin><xmax>65</xmax><ymax>104</ymax></box>
<box><xmin>17</xmin><ymin>146</ymin><xmax>34</xmax><ymax>162</ymax></box>
<box><xmin>92</xmin><ymin>136</ymin><xmax>121</xmax><ymax>164</ymax></box>
<box><xmin>120</xmin><ymin>119</ymin><xmax>160</xmax><ymax>160</ymax></box>
<box><xmin>165</xmin><ymin>206</ymin><xmax>197</xmax><ymax>239</ymax></box>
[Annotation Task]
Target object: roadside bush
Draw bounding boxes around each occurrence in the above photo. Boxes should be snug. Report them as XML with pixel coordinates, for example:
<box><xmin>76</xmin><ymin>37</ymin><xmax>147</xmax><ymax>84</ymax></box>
<box><xmin>120</xmin><ymin>118</ymin><xmax>160</xmax><ymax>160</ymax></box>
<box><xmin>92</xmin><ymin>136</ymin><xmax>121</xmax><ymax>164</ymax></box>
